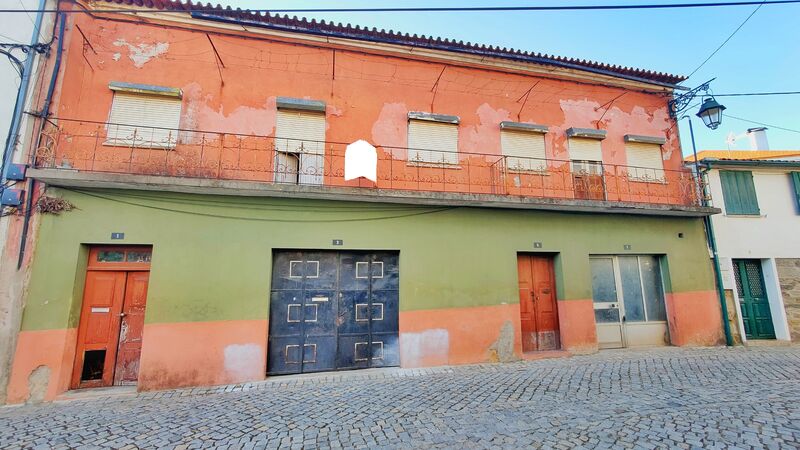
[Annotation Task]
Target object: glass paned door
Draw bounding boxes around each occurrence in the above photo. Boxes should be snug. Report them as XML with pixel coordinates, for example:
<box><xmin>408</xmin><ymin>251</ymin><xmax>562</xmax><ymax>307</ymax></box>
<box><xmin>590</xmin><ymin>257</ymin><xmax>624</xmax><ymax>349</ymax></box>
<box><xmin>590</xmin><ymin>255</ymin><xmax>669</xmax><ymax>348</ymax></box>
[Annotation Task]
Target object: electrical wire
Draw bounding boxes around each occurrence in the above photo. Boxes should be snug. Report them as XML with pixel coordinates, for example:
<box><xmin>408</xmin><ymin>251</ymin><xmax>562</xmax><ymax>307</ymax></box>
<box><xmin>63</xmin><ymin>188</ymin><xmax>459</xmax><ymax>222</ymax></box>
<box><xmin>681</xmin><ymin>0</ymin><xmax>766</xmax><ymax>82</ymax></box>
<box><xmin>94</xmin><ymin>190</ymin><xmax>447</xmax><ymax>213</ymax></box>
<box><xmin>724</xmin><ymin>114</ymin><xmax>800</xmax><ymax>134</ymax></box>
<box><xmin>2</xmin><ymin>0</ymin><xmax>800</xmax><ymax>14</ymax></box>
<box><xmin>714</xmin><ymin>91</ymin><xmax>800</xmax><ymax>96</ymax></box>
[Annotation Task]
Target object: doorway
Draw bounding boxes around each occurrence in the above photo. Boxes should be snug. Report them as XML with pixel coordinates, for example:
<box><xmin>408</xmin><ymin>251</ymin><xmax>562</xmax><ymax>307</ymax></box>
<box><xmin>517</xmin><ymin>254</ymin><xmax>560</xmax><ymax>352</ymax></box>
<box><xmin>733</xmin><ymin>259</ymin><xmax>775</xmax><ymax>340</ymax></box>
<box><xmin>590</xmin><ymin>255</ymin><xmax>668</xmax><ymax>349</ymax></box>
<box><xmin>267</xmin><ymin>250</ymin><xmax>400</xmax><ymax>375</ymax></box>
<box><xmin>71</xmin><ymin>246</ymin><xmax>152</xmax><ymax>389</ymax></box>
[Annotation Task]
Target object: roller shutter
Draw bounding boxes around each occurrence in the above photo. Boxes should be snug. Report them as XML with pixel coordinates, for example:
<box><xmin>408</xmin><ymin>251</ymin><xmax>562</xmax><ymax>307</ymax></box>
<box><xmin>106</xmin><ymin>93</ymin><xmax>182</xmax><ymax>148</ymax></box>
<box><xmin>407</xmin><ymin>119</ymin><xmax>459</xmax><ymax>165</ymax></box>
<box><xmin>501</xmin><ymin>130</ymin><xmax>547</xmax><ymax>171</ymax></box>
<box><xmin>625</xmin><ymin>142</ymin><xmax>665</xmax><ymax>181</ymax></box>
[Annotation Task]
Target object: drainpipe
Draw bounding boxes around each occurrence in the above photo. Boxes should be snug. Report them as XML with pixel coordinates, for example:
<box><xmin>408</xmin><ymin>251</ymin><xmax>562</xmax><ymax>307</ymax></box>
<box><xmin>0</xmin><ymin>0</ymin><xmax>48</xmax><ymax>182</ymax></box>
<box><xmin>16</xmin><ymin>11</ymin><xmax>65</xmax><ymax>268</ymax></box>
<box><xmin>687</xmin><ymin>118</ymin><xmax>734</xmax><ymax>346</ymax></box>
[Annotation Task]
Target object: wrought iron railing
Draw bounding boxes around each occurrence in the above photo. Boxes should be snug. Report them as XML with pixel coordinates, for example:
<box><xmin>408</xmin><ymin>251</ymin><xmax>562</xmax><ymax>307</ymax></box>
<box><xmin>33</xmin><ymin>119</ymin><xmax>703</xmax><ymax>207</ymax></box>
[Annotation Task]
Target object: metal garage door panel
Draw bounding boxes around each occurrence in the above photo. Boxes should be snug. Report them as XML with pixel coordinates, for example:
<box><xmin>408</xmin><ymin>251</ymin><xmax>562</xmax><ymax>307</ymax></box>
<box><xmin>267</xmin><ymin>336</ymin><xmax>304</xmax><ymax>375</ymax></box>
<box><xmin>369</xmin><ymin>252</ymin><xmax>400</xmax><ymax>291</ymax></box>
<box><xmin>268</xmin><ymin>250</ymin><xmax>399</xmax><ymax>375</ymax></box>
<box><xmin>336</xmin><ymin>333</ymin><xmax>373</xmax><ymax>370</ymax></box>
<box><xmin>337</xmin><ymin>290</ymin><xmax>370</xmax><ymax>335</ymax></box>
<box><xmin>368</xmin><ymin>333</ymin><xmax>400</xmax><ymax>368</ymax></box>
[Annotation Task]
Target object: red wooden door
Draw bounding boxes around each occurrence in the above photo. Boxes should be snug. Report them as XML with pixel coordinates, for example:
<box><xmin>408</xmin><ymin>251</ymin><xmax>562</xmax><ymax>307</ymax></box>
<box><xmin>114</xmin><ymin>272</ymin><xmax>149</xmax><ymax>385</ymax></box>
<box><xmin>71</xmin><ymin>271</ymin><xmax>127</xmax><ymax>388</ymax></box>
<box><xmin>517</xmin><ymin>255</ymin><xmax>560</xmax><ymax>352</ymax></box>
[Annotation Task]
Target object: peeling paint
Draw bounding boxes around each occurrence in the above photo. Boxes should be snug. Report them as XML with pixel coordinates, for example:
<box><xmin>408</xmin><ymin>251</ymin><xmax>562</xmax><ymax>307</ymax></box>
<box><xmin>182</xmin><ymin>83</ymin><xmax>276</xmax><ymax>139</ymax></box>
<box><xmin>26</xmin><ymin>365</ymin><xmax>50</xmax><ymax>404</ymax></box>
<box><xmin>464</xmin><ymin>103</ymin><xmax>510</xmax><ymax>153</ymax></box>
<box><xmin>371</xmin><ymin>102</ymin><xmax>408</xmax><ymax>149</ymax></box>
<box><xmin>399</xmin><ymin>329</ymin><xmax>449</xmax><ymax>367</ymax></box>
<box><xmin>488</xmin><ymin>321</ymin><xmax>518</xmax><ymax>363</ymax></box>
<box><xmin>113</xmin><ymin>38</ymin><xmax>169</xmax><ymax>68</ymax></box>
<box><xmin>112</xmin><ymin>53</ymin><xmax>121</xmax><ymax>61</ymax></box>
<box><xmin>223</xmin><ymin>343</ymin><xmax>262</xmax><ymax>381</ymax></box>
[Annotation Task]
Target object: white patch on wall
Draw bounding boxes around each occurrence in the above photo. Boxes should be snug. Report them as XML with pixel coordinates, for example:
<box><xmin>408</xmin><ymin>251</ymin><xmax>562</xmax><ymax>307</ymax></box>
<box><xmin>112</xmin><ymin>53</ymin><xmax>121</xmax><ymax>61</ymax></box>
<box><xmin>400</xmin><ymin>329</ymin><xmax>449</xmax><ymax>367</ymax></box>
<box><xmin>223</xmin><ymin>344</ymin><xmax>262</xmax><ymax>381</ymax></box>
<box><xmin>113</xmin><ymin>38</ymin><xmax>169</xmax><ymax>68</ymax></box>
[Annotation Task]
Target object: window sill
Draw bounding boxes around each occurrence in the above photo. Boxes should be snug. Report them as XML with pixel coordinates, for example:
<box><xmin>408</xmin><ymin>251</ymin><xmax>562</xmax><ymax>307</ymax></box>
<box><xmin>508</xmin><ymin>168</ymin><xmax>550</xmax><ymax>176</ymax></box>
<box><xmin>724</xmin><ymin>213</ymin><xmax>764</xmax><ymax>218</ymax></box>
<box><xmin>627</xmin><ymin>178</ymin><xmax>667</xmax><ymax>185</ymax></box>
<box><xmin>406</xmin><ymin>161</ymin><xmax>462</xmax><ymax>169</ymax></box>
<box><xmin>103</xmin><ymin>140</ymin><xmax>176</xmax><ymax>150</ymax></box>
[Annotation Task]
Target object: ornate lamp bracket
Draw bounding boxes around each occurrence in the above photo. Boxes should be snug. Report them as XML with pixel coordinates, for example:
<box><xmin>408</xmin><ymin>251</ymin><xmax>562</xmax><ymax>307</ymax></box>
<box><xmin>668</xmin><ymin>78</ymin><xmax>715</xmax><ymax>119</ymax></box>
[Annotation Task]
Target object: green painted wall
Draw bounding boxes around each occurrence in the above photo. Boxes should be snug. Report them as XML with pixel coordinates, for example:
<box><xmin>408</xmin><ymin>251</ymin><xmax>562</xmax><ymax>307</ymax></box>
<box><xmin>21</xmin><ymin>188</ymin><xmax>716</xmax><ymax>331</ymax></box>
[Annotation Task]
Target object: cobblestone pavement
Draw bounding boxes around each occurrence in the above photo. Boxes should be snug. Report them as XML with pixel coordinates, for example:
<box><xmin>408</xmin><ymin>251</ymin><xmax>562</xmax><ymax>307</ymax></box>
<box><xmin>1</xmin><ymin>346</ymin><xmax>799</xmax><ymax>449</ymax></box>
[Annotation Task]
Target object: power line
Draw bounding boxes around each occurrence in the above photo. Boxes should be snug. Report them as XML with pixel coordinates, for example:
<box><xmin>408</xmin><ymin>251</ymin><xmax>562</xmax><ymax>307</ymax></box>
<box><xmin>714</xmin><ymin>91</ymin><xmax>800</xmax><ymax>96</ymax></box>
<box><xmin>2</xmin><ymin>0</ymin><xmax>800</xmax><ymax>14</ymax></box>
<box><xmin>681</xmin><ymin>0</ymin><xmax>766</xmax><ymax>82</ymax></box>
<box><xmin>65</xmin><ymin>188</ymin><xmax>460</xmax><ymax>223</ymax></box>
<box><xmin>725</xmin><ymin>114</ymin><xmax>800</xmax><ymax>134</ymax></box>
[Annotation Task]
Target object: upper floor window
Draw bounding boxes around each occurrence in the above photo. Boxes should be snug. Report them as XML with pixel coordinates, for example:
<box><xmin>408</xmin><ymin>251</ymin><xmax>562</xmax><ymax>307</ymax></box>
<box><xmin>407</xmin><ymin>112</ymin><xmax>459</xmax><ymax>165</ymax></box>
<box><xmin>274</xmin><ymin>97</ymin><xmax>326</xmax><ymax>185</ymax></box>
<box><xmin>105</xmin><ymin>82</ymin><xmax>182</xmax><ymax>149</ymax></box>
<box><xmin>500</xmin><ymin>121</ymin><xmax>547</xmax><ymax>172</ymax></box>
<box><xmin>720</xmin><ymin>170</ymin><xmax>760</xmax><ymax>215</ymax></box>
<box><xmin>791</xmin><ymin>172</ymin><xmax>800</xmax><ymax>212</ymax></box>
<box><xmin>624</xmin><ymin>135</ymin><xmax>666</xmax><ymax>182</ymax></box>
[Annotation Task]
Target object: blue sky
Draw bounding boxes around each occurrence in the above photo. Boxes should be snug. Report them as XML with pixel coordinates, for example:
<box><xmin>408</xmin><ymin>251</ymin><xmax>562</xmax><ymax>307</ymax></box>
<box><xmin>218</xmin><ymin>1</ymin><xmax>798</xmax><ymax>153</ymax></box>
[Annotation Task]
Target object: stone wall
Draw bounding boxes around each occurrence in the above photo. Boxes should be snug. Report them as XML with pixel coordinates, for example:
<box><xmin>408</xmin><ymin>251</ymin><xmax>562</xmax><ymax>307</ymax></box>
<box><xmin>776</xmin><ymin>258</ymin><xmax>800</xmax><ymax>342</ymax></box>
<box><xmin>723</xmin><ymin>289</ymin><xmax>743</xmax><ymax>345</ymax></box>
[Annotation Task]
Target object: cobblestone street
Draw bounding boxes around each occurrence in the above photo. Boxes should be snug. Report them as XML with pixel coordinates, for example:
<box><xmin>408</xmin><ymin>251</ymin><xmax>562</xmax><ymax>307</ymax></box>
<box><xmin>1</xmin><ymin>346</ymin><xmax>799</xmax><ymax>449</ymax></box>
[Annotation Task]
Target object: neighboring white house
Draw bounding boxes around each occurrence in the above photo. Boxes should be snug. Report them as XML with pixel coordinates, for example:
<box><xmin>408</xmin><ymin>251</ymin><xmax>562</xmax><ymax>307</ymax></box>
<box><xmin>688</xmin><ymin>144</ymin><xmax>800</xmax><ymax>344</ymax></box>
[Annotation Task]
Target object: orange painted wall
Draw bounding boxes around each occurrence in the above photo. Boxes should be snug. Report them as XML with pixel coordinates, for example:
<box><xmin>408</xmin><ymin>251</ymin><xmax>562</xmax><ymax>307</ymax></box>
<box><xmin>399</xmin><ymin>304</ymin><xmax>524</xmax><ymax>367</ymax></box>
<box><xmin>665</xmin><ymin>290</ymin><xmax>725</xmax><ymax>346</ymax></box>
<box><xmin>43</xmin><ymin>9</ymin><xmax>687</xmax><ymax>202</ymax></box>
<box><xmin>556</xmin><ymin>299</ymin><xmax>598</xmax><ymax>354</ymax></box>
<box><xmin>136</xmin><ymin>320</ymin><xmax>268</xmax><ymax>391</ymax></box>
<box><xmin>6</xmin><ymin>328</ymin><xmax>77</xmax><ymax>403</ymax></box>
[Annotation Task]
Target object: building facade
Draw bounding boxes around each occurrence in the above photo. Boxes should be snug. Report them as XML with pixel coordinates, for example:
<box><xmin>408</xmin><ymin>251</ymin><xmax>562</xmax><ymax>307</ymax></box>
<box><xmin>4</xmin><ymin>0</ymin><xmax>724</xmax><ymax>403</ymax></box>
<box><xmin>691</xmin><ymin>150</ymin><xmax>800</xmax><ymax>344</ymax></box>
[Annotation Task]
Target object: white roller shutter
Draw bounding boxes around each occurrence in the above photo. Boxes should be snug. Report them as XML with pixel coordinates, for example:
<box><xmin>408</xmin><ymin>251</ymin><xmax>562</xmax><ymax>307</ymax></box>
<box><xmin>407</xmin><ymin>119</ymin><xmax>459</xmax><ymax>165</ymax></box>
<box><xmin>275</xmin><ymin>109</ymin><xmax>326</xmax><ymax>185</ymax></box>
<box><xmin>568</xmin><ymin>138</ymin><xmax>603</xmax><ymax>162</ymax></box>
<box><xmin>625</xmin><ymin>142</ymin><xmax>665</xmax><ymax>181</ymax></box>
<box><xmin>106</xmin><ymin>93</ymin><xmax>182</xmax><ymax>148</ymax></box>
<box><xmin>275</xmin><ymin>110</ymin><xmax>326</xmax><ymax>155</ymax></box>
<box><xmin>501</xmin><ymin>130</ymin><xmax>546</xmax><ymax>171</ymax></box>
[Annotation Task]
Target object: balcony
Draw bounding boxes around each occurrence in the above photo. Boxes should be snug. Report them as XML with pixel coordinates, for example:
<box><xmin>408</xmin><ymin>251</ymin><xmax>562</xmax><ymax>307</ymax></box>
<box><xmin>30</xmin><ymin>119</ymin><xmax>713</xmax><ymax>216</ymax></box>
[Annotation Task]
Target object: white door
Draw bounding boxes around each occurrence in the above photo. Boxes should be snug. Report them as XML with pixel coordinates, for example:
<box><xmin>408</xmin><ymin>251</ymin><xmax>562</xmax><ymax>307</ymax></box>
<box><xmin>590</xmin><ymin>255</ymin><xmax>669</xmax><ymax>348</ymax></box>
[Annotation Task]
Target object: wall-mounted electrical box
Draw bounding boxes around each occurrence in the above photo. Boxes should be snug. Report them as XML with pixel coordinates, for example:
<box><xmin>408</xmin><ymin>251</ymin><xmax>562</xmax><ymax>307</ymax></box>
<box><xmin>1</xmin><ymin>189</ymin><xmax>25</xmax><ymax>207</ymax></box>
<box><xmin>6</xmin><ymin>164</ymin><xmax>27</xmax><ymax>181</ymax></box>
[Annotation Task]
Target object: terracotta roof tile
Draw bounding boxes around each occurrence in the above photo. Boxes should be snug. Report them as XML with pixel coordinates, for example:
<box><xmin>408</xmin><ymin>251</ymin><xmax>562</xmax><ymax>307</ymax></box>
<box><xmin>96</xmin><ymin>0</ymin><xmax>686</xmax><ymax>86</ymax></box>
<box><xmin>685</xmin><ymin>150</ymin><xmax>800</xmax><ymax>162</ymax></box>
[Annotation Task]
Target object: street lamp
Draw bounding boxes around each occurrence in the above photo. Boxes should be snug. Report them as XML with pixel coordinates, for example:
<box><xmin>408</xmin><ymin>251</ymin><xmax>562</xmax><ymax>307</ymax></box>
<box><xmin>696</xmin><ymin>97</ymin><xmax>726</xmax><ymax>130</ymax></box>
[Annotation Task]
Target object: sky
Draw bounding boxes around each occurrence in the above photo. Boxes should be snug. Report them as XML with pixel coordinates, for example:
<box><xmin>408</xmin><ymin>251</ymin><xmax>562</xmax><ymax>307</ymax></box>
<box><xmin>209</xmin><ymin>0</ymin><xmax>800</xmax><ymax>154</ymax></box>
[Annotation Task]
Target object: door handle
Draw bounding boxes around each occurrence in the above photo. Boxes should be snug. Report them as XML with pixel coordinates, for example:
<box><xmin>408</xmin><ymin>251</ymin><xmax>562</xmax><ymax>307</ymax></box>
<box><xmin>119</xmin><ymin>313</ymin><xmax>127</xmax><ymax>318</ymax></box>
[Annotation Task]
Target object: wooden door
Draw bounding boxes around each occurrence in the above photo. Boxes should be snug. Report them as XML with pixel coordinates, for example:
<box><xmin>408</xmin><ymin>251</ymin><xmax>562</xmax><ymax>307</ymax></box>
<box><xmin>734</xmin><ymin>259</ymin><xmax>775</xmax><ymax>340</ymax></box>
<box><xmin>517</xmin><ymin>255</ymin><xmax>560</xmax><ymax>352</ymax></box>
<box><xmin>572</xmin><ymin>160</ymin><xmax>605</xmax><ymax>200</ymax></box>
<box><xmin>71</xmin><ymin>271</ymin><xmax>127</xmax><ymax>388</ymax></box>
<box><xmin>114</xmin><ymin>272</ymin><xmax>150</xmax><ymax>384</ymax></box>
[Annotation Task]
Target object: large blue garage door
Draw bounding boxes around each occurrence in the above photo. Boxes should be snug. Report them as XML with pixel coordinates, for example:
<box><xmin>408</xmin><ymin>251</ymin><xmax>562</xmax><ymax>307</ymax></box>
<box><xmin>267</xmin><ymin>251</ymin><xmax>399</xmax><ymax>375</ymax></box>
